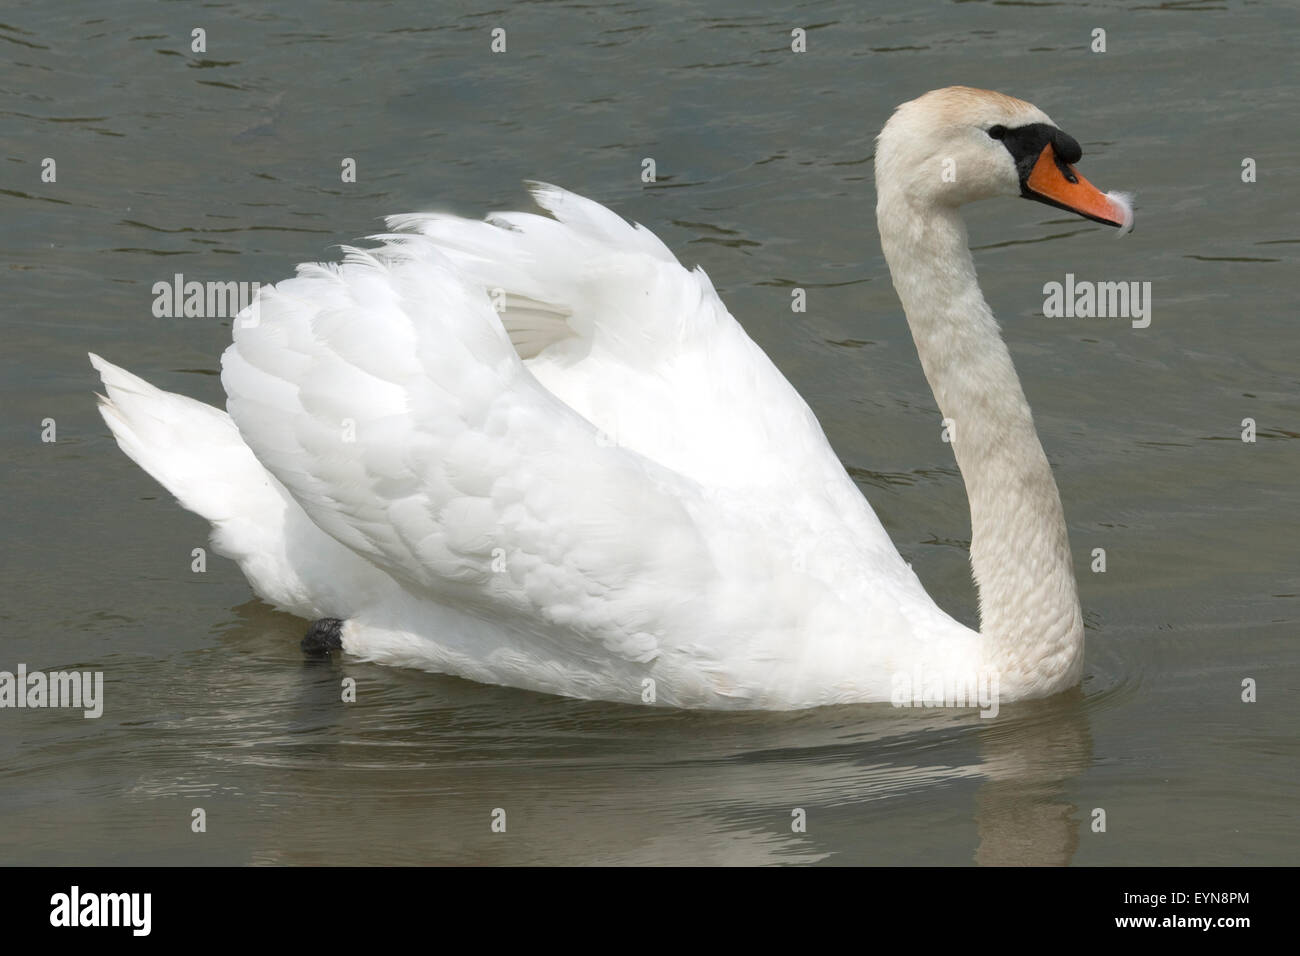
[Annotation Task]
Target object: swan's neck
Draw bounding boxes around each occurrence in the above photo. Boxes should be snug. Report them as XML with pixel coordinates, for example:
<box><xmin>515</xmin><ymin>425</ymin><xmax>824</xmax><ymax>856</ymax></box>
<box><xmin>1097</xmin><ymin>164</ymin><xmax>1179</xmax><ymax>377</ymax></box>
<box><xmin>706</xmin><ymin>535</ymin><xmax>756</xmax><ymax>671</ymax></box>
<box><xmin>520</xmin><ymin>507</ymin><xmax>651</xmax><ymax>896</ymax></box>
<box><xmin>877</xmin><ymin>196</ymin><xmax>1083</xmax><ymax>694</ymax></box>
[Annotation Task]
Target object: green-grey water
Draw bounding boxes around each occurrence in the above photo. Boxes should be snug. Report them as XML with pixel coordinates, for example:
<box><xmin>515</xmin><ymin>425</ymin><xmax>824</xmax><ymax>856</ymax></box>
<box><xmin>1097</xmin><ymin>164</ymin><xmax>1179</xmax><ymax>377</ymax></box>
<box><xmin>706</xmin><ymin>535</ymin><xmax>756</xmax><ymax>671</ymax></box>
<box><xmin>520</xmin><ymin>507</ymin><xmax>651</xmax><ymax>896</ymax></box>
<box><xmin>1</xmin><ymin>0</ymin><xmax>1295</xmax><ymax>865</ymax></box>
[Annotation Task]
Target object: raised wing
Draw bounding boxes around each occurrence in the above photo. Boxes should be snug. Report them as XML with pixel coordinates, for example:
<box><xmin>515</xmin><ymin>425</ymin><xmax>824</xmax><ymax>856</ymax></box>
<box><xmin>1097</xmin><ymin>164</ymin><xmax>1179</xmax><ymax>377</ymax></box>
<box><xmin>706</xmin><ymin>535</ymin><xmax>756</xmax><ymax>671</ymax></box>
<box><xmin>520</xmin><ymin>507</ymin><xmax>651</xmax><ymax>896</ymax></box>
<box><xmin>222</xmin><ymin>186</ymin><xmax>925</xmax><ymax>670</ymax></box>
<box><xmin>386</xmin><ymin>186</ymin><xmax>916</xmax><ymax>602</ymax></box>
<box><xmin>221</xmin><ymin>239</ymin><xmax>718</xmax><ymax>664</ymax></box>
<box><xmin>388</xmin><ymin>184</ymin><xmax>858</xmax><ymax>499</ymax></box>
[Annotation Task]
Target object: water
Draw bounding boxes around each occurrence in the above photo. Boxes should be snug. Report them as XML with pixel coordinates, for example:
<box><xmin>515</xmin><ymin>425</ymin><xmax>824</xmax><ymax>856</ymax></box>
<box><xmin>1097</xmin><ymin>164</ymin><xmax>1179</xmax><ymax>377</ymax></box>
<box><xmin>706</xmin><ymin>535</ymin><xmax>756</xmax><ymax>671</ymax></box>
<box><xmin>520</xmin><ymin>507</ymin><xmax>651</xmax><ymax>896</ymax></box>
<box><xmin>2</xmin><ymin>0</ymin><xmax>1296</xmax><ymax>865</ymax></box>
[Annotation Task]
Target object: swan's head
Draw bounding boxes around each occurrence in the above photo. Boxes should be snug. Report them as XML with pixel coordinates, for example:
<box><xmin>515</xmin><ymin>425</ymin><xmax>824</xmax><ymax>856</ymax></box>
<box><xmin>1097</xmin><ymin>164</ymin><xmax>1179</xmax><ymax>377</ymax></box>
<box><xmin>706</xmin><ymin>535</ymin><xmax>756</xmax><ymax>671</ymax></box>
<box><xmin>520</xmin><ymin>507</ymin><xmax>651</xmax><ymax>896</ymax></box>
<box><xmin>875</xmin><ymin>86</ymin><xmax>1133</xmax><ymax>233</ymax></box>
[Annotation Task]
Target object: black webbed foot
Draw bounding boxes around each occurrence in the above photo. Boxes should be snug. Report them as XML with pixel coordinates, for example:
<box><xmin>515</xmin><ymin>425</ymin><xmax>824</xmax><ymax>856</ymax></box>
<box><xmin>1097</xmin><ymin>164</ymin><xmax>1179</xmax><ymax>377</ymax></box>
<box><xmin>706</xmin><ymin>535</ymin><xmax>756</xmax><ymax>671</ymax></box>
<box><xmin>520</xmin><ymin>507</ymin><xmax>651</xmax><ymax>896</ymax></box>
<box><xmin>301</xmin><ymin>617</ymin><xmax>344</xmax><ymax>658</ymax></box>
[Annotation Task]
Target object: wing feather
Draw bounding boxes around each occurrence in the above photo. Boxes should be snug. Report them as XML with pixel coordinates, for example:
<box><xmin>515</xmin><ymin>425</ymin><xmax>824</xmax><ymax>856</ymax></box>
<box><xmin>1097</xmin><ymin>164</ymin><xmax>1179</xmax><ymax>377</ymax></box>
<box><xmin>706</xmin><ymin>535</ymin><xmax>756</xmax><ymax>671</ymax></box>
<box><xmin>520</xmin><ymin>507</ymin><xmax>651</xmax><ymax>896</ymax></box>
<box><xmin>222</xmin><ymin>240</ymin><xmax>719</xmax><ymax>664</ymax></box>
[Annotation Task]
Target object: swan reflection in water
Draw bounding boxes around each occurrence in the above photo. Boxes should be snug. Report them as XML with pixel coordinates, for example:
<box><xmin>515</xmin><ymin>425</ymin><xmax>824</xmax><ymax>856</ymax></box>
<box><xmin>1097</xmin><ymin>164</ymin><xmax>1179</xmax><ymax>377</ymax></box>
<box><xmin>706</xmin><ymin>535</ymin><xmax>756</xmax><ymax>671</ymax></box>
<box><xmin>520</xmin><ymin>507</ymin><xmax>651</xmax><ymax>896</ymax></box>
<box><xmin>113</xmin><ymin>601</ymin><xmax>1090</xmax><ymax>865</ymax></box>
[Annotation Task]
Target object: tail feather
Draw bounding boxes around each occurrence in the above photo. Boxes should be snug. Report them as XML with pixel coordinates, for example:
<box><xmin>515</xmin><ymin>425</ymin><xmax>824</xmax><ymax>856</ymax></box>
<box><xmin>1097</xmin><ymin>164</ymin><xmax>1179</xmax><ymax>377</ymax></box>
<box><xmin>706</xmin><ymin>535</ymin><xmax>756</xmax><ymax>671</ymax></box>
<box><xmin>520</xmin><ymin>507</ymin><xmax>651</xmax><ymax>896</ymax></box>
<box><xmin>89</xmin><ymin>353</ymin><xmax>389</xmax><ymax>619</ymax></box>
<box><xmin>90</xmin><ymin>352</ymin><xmax>258</xmax><ymax>523</ymax></box>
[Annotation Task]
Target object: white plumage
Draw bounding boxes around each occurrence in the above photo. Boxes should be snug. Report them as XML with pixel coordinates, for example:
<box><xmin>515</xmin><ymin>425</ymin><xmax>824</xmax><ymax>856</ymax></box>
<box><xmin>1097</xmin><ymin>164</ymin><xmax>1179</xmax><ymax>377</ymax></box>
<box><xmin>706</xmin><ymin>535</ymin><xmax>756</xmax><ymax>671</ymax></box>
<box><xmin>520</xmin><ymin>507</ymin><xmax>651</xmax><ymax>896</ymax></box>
<box><xmin>93</xmin><ymin>87</ymin><xmax>1130</xmax><ymax>708</ymax></box>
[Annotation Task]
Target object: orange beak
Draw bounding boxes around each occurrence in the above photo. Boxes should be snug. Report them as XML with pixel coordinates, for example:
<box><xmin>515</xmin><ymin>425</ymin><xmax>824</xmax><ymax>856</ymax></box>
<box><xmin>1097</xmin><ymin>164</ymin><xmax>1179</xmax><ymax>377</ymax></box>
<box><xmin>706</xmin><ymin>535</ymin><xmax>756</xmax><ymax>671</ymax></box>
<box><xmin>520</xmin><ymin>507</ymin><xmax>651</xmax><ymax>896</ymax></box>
<box><xmin>1024</xmin><ymin>143</ymin><xmax>1129</xmax><ymax>228</ymax></box>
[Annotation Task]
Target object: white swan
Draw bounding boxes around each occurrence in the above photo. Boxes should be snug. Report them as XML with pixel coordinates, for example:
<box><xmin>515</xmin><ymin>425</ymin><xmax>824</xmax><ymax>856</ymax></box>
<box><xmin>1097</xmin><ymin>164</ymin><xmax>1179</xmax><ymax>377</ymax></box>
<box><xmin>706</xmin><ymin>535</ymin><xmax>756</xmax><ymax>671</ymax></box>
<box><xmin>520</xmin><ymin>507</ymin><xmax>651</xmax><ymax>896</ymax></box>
<box><xmin>91</xmin><ymin>87</ymin><xmax>1132</xmax><ymax>709</ymax></box>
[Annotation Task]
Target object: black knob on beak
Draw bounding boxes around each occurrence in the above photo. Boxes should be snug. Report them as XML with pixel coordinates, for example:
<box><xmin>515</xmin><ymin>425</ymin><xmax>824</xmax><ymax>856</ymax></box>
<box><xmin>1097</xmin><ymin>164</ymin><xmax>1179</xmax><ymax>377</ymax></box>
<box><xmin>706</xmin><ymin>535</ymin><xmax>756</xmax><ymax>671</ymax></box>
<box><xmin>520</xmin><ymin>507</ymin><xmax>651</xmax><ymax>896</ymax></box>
<box><xmin>1051</xmin><ymin>129</ymin><xmax>1082</xmax><ymax>165</ymax></box>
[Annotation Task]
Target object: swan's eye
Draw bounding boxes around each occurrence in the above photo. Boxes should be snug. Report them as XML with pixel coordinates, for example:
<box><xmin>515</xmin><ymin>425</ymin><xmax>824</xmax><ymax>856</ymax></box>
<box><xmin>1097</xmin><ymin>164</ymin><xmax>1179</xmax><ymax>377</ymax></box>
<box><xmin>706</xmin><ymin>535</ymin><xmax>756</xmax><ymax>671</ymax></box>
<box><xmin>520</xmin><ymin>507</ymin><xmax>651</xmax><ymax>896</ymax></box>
<box><xmin>986</xmin><ymin>125</ymin><xmax>1007</xmax><ymax>140</ymax></box>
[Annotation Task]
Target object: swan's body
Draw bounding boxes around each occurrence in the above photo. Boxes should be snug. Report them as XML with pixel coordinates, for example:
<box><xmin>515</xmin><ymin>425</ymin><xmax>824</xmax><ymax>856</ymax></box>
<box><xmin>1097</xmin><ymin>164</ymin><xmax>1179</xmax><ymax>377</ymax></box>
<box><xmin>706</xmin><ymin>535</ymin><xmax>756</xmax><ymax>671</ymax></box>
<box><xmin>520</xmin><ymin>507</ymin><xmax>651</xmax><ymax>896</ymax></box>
<box><xmin>92</xmin><ymin>87</ymin><xmax>1131</xmax><ymax>709</ymax></box>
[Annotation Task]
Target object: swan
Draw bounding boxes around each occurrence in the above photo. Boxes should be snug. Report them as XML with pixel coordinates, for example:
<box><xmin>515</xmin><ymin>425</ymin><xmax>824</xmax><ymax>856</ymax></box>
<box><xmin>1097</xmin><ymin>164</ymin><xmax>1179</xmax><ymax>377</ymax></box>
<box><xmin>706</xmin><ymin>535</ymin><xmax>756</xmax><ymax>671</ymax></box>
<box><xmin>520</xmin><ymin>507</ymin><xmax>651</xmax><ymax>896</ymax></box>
<box><xmin>91</xmin><ymin>87</ymin><xmax>1132</xmax><ymax>710</ymax></box>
